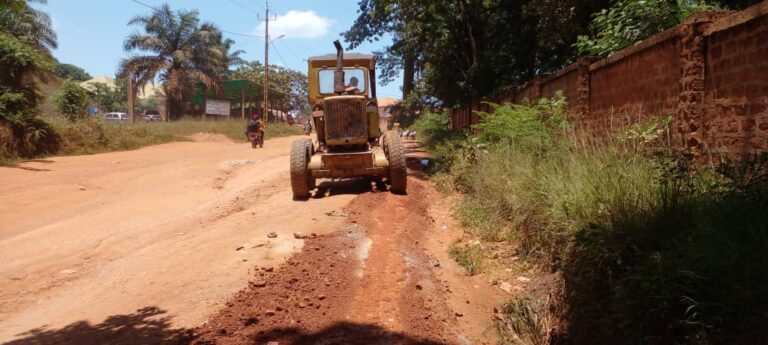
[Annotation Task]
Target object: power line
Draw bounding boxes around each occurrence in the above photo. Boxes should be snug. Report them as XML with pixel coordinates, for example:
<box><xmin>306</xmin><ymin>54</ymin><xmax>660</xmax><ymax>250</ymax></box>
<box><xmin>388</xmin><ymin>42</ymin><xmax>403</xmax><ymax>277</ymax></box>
<box><xmin>272</xmin><ymin>39</ymin><xmax>301</xmax><ymax>60</ymax></box>
<box><xmin>270</xmin><ymin>41</ymin><xmax>289</xmax><ymax>68</ymax></box>
<box><xmin>233</xmin><ymin>36</ymin><xmax>263</xmax><ymax>48</ymax></box>
<box><xmin>221</xmin><ymin>30</ymin><xmax>262</xmax><ymax>39</ymax></box>
<box><xmin>246</xmin><ymin>0</ymin><xmax>266</xmax><ymax>11</ymax></box>
<box><xmin>128</xmin><ymin>0</ymin><xmax>263</xmax><ymax>40</ymax></box>
<box><xmin>226</xmin><ymin>0</ymin><xmax>261</xmax><ymax>15</ymax></box>
<box><xmin>130</xmin><ymin>0</ymin><xmax>159</xmax><ymax>11</ymax></box>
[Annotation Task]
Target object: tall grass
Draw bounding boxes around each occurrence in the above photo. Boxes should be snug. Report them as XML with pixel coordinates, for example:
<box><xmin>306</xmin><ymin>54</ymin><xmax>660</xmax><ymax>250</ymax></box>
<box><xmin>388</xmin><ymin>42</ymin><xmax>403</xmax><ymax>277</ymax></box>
<box><xmin>1</xmin><ymin>117</ymin><xmax>302</xmax><ymax>163</ymax></box>
<box><xmin>415</xmin><ymin>93</ymin><xmax>768</xmax><ymax>344</ymax></box>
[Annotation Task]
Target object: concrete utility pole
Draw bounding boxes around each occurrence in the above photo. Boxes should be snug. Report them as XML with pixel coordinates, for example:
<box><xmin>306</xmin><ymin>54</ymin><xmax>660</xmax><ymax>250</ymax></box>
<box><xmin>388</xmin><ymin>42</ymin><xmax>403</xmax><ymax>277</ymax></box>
<box><xmin>263</xmin><ymin>0</ymin><xmax>270</xmax><ymax>122</ymax></box>
<box><xmin>127</xmin><ymin>77</ymin><xmax>135</xmax><ymax>123</ymax></box>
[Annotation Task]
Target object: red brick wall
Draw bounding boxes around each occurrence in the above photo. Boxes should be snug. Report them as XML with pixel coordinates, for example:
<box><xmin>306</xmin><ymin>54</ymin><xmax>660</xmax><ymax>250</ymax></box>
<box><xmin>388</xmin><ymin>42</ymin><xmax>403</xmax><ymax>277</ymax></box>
<box><xmin>541</xmin><ymin>67</ymin><xmax>579</xmax><ymax>105</ymax></box>
<box><xmin>704</xmin><ymin>14</ymin><xmax>768</xmax><ymax>154</ymax></box>
<box><xmin>588</xmin><ymin>38</ymin><xmax>680</xmax><ymax>132</ymax></box>
<box><xmin>450</xmin><ymin>2</ymin><xmax>768</xmax><ymax>154</ymax></box>
<box><xmin>513</xmin><ymin>81</ymin><xmax>541</xmax><ymax>103</ymax></box>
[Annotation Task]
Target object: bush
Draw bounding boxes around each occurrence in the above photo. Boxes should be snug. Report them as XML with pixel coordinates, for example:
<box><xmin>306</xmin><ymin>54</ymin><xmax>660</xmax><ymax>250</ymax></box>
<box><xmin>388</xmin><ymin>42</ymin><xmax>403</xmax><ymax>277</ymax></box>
<box><xmin>53</xmin><ymin>63</ymin><xmax>92</xmax><ymax>82</ymax></box>
<box><xmin>0</xmin><ymin>31</ymin><xmax>58</xmax><ymax>159</ymax></box>
<box><xmin>566</xmin><ymin>155</ymin><xmax>768</xmax><ymax>344</ymax></box>
<box><xmin>576</xmin><ymin>0</ymin><xmax>720</xmax><ymax>56</ymax></box>
<box><xmin>474</xmin><ymin>94</ymin><xmax>568</xmax><ymax>150</ymax></box>
<box><xmin>419</xmin><ymin>93</ymin><xmax>768</xmax><ymax>344</ymax></box>
<box><xmin>449</xmin><ymin>243</ymin><xmax>484</xmax><ymax>276</ymax></box>
<box><xmin>52</xmin><ymin>79</ymin><xmax>88</xmax><ymax>121</ymax></box>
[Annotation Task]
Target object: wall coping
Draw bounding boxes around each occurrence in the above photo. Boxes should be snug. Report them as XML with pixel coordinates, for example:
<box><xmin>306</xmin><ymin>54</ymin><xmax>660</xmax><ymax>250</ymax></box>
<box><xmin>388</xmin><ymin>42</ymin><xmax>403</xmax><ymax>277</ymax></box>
<box><xmin>541</xmin><ymin>62</ymin><xmax>579</xmax><ymax>84</ymax></box>
<box><xmin>511</xmin><ymin>1</ymin><xmax>767</xmax><ymax>98</ymax></box>
<box><xmin>589</xmin><ymin>25</ymin><xmax>680</xmax><ymax>72</ymax></box>
<box><xmin>704</xmin><ymin>1</ymin><xmax>768</xmax><ymax>36</ymax></box>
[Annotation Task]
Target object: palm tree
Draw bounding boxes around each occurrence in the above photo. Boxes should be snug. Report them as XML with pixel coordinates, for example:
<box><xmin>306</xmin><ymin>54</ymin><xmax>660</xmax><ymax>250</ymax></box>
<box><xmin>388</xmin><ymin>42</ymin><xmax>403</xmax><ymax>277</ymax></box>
<box><xmin>120</xmin><ymin>4</ymin><xmax>228</xmax><ymax>120</ymax></box>
<box><xmin>0</xmin><ymin>0</ymin><xmax>57</xmax><ymax>52</ymax></box>
<box><xmin>220</xmin><ymin>37</ymin><xmax>245</xmax><ymax>79</ymax></box>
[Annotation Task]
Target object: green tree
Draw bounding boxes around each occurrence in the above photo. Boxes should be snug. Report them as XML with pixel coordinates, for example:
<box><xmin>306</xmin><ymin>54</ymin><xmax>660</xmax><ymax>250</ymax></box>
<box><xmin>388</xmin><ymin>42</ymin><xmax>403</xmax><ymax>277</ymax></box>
<box><xmin>52</xmin><ymin>79</ymin><xmax>88</xmax><ymax>121</ymax></box>
<box><xmin>0</xmin><ymin>0</ymin><xmax>58</xmax><ymax>156</ymax></box>
<box><xmin>89</xmin><ymin>82</ymin><xmax>112</xmax><ymax>111</ymax></box>
<box><xmin>120</xmin><ymin>3</ymin><xmax>230</xmax><ymax>120</ymax></box>
<box><xmin>230</xmin><ymin>61</ymin><xmax>309</xmax><ymax>115</ymax></box>
<box><xmin>575</xmin><ymin>0</ymin><xmax>720</xmax><ymax>56</ymax></box>
<box><xmin>344</xmin><ymin>0</ymin><xmax>611</xmax><ymax>107</ymax></box>
<box><xmin>54</xmin><ymin>63</ymin><xmax>92</xmax><ymax>81</ymax></box>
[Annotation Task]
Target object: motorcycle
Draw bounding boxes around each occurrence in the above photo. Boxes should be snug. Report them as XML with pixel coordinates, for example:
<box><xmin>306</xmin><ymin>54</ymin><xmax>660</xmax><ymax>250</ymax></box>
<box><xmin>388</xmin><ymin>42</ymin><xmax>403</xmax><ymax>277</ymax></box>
<box><xmin>248</xmin><ymin>131</ymin><xmax>264</xmax><ymax>148</ymax></box>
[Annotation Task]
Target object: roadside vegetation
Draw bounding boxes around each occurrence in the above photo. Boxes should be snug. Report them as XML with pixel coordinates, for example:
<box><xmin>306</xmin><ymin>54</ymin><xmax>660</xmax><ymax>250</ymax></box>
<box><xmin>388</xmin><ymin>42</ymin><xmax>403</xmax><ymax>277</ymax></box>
<box><xmin>1</xmin><ymin>119</ymin><xmax>301</xmax><ymax>164</ymax></box>
<box><xmin>413</xmin><ymin>94</ymin><xmax>768</xmax><ymax>344</ymax></box>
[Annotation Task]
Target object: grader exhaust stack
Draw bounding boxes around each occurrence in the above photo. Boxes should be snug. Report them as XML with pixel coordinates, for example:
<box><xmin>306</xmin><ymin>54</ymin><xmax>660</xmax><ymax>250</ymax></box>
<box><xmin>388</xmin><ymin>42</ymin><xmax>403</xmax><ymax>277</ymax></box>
<box><xmin>289</xmin><ymin>42</ymin><xmax>408</xmax><ymax>199</ymax></box>
<box><xmin>333</xmin><ymin>40</ymin><xmax>345</xmax><ymax>94</ymax></box>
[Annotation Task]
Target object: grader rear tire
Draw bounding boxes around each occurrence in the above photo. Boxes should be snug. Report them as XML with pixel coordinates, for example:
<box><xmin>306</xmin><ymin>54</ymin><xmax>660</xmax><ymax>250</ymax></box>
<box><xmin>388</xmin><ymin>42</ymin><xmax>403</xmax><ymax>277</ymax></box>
<box><xmin>290</xmin><ymin>138</ymin><xmax>312</xmax><ymax>199</ymax></box>
<box><xmin>385</xmin><ymin>131</ymin><xmax>407</xmax><ymax>194</ymax></box>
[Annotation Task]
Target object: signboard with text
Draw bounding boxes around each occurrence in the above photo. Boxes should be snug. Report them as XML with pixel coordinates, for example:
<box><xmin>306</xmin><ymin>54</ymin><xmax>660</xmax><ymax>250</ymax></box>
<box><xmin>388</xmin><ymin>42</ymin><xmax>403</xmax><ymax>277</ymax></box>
<box><xmin>205</xmin><ymin>99</ymin><xmax>231</xmax><ymax>116</ymax></box>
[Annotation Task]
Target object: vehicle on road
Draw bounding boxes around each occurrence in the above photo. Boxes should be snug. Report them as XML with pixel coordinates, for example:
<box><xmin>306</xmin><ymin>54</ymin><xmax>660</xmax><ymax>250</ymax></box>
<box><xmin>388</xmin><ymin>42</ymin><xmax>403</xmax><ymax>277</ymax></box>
<box><xmin>290</xmin><ymin>41</ymin><xmax>406</xmax><ymax>199</ymax></box>
<box><xmin>245</xmin><ymin>114</ymin><xmax>264</xmax><ymax>149</ymax></box>
<box><xmin>143</xmin><ymin>110</ymin><xmax>161</xmax><ymax>122</ymax></box>
<box><xmin>104</xmin><ymin>112</ymin><xmax>129</xmax><ymax>122</ymax></box>
<box><xmin>248</xmin><ymin>130</ymin><xmax>263</xmax><ymax>148</ymax></box>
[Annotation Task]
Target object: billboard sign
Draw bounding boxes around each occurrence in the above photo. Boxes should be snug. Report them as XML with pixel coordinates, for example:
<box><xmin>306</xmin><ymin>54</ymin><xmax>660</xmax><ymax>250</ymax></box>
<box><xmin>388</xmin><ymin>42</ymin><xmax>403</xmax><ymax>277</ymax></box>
<box><xmin>205</xmin><ymin>99</ymin><xmax>231</xmax><ymax>116</ymax></box>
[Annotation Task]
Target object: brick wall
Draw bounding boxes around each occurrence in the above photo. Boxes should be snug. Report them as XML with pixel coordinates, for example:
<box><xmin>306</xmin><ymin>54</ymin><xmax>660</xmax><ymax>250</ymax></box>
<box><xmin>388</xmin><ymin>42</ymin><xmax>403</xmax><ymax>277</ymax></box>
<box><xmin>542</xmin><ymin>66</ymin><xmax>579</xmax><ymax>102</ymax></box>
<box><xmin>704</xmin><ymin>12</ymin><xmax>768</xmax><ymax>155</ymax></box>
<box><xmin>452</xmin><ymin>1</ymin><xmax>768</xmax><ymax>154</ymax></box>
<box><xmin>588</xmin><ymin>33</ymin><xmax>680</xmax><ymax>132</ymax></box>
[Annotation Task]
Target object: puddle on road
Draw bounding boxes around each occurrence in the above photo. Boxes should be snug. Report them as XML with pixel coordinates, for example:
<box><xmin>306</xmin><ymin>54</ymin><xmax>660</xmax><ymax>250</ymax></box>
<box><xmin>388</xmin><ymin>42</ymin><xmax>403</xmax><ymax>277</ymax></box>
<box><xmin>343</xmin><ymin>225</ymin><xmax>373</xmax><ymax>278</ymax></box>
<box><xmin>219</xmin><ymin>159</ymin><xmax>253</xmax><ymax>171</ymax></box>
<box><xmin>356</xmin><ymin>236</ymin><xmax>373</xmax><ymax>261</ymax></box>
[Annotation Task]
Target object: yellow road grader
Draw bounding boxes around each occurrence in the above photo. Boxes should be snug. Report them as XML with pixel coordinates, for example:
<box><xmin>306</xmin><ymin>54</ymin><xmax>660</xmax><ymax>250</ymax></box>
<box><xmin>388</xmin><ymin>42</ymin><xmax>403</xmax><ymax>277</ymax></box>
<box><xmin>290</xmin><ymin>41</ymin><xmax>406</xmax><ymax>199</ymax></box>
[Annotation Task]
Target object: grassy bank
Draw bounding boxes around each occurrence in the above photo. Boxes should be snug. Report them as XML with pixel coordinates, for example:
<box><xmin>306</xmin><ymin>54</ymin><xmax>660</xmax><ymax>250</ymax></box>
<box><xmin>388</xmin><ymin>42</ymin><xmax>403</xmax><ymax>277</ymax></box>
<box><xmin>1</xmin><ymin>118</ymin><xmax>302</xmax><ymax>164</ymax></box>
<box><xmin>414</xmin><ymin>95</ymin><xmax>768</xmax><ymax>344</ymax></box>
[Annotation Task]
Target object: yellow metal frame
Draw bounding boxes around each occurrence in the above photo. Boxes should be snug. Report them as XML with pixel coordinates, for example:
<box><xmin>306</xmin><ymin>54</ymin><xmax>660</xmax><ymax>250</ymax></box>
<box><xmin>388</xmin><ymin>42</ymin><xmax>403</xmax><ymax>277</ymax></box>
<box><xmin>308</xmin><ymin>57</ymin><xmax>375</xmax><ymax>105</ymax></box>
<box><xmin>308</xmin><ymin>147</ymin><xmax>389</xmax><ymax>178</ymax></box>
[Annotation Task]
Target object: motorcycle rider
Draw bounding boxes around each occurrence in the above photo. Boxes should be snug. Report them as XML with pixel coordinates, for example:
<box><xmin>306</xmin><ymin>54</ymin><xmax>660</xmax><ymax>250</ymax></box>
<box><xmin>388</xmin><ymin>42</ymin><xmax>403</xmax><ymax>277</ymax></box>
<box><xmin>245</xmin><ymin>113</ymin><xmax>264</xmax><ymax>142</ymax></box>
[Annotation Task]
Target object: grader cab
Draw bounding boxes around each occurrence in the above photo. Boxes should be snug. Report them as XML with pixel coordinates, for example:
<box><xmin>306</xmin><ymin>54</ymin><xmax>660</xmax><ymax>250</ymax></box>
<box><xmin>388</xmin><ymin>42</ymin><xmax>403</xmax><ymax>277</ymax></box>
<box><xmin>290</xmin><ymin>41</ymin><xmax>406</xmax><ymax>199</ymax></box>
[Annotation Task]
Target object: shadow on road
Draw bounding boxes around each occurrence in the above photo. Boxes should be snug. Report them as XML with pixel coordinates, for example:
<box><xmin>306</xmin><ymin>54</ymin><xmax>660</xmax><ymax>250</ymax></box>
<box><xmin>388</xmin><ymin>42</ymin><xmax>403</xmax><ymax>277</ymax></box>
<box><xmin>210</xmin><ymin>321</ymin><xmax>444</xmax><ymax>345</ymax></box>
<box><xmin>1</xmin><ymin>159</ymin><xmax>55</xmax><ymax>171</ymax></box>
<box><xmin>3</xmin><ymin>307</ymin><xmax>194</xmax><ymax>345</ymax></box>
<box><xmin>312</xmin><ymin>177</ymin><xmax>388</xmax><ymax>199</ymax></box>
<box><xmin>404</xmin><ymin>140</ymin><xmax>430</xmax><ymax>180</ymax></box>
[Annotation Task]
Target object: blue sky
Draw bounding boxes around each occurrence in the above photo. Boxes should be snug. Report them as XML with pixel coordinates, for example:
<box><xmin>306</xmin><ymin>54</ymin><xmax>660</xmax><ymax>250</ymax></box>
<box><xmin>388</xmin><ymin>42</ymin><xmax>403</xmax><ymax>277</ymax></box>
<box><xmin>37</xmin><ymin>0</ymin><xmax>403</xmax><ymax>99</ymax></box>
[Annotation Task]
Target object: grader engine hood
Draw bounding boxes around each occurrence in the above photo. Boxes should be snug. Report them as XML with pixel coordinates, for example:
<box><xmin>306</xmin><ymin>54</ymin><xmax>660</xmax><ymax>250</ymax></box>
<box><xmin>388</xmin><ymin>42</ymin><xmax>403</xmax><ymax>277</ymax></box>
<box><xmin>323</xmin><ymin>95</ymin><xmax>367</xmax><ymax>146</ymax></box>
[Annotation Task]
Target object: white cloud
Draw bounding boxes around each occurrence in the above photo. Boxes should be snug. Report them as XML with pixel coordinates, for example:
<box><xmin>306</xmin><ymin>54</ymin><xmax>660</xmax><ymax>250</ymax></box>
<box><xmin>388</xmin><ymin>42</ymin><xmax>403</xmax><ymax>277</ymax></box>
<box><xmin>254</xmin><ymin>10</ymin><xmax>332</xmax><ymax>39</ymax></box>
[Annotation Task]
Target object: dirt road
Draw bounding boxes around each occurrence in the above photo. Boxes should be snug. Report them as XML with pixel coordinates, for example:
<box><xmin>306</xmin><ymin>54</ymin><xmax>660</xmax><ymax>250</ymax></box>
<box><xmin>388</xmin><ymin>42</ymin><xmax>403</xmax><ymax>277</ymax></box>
<box><xmin>0</xmin><ymin>136</ymin><xmax>502</xmax><ymax>344</ymax></box>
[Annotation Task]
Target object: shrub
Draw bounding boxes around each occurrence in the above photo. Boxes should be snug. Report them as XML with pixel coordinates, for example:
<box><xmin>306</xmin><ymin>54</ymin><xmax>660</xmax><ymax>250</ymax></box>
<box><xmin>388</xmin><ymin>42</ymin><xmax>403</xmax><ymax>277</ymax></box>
<box><xmin>576</xmin><ymin>0</ymin><xmax>721</xmax><ymax>56</ymax></box>
<box><xmin>411</xmin><ymin>109</ymin><xmax>466</xmax><ymax>165</ymax></box>
<box><xmin>449</xmin><ymin>243</ymin><xmax>484</xmax><ymax>275</ymax></box>
<box><xmin>53</xmin><ymin>63</ymin><xmax>91</xmax><ymax>82</ymax></box>
<box><xmin>420</xmin><ymin>93</ymin><xmax>768</xmax><ymax>343</ymax></box>
<box><xmin>52</xmin><ymin>79</ymin><xmax>88</xmax><ymax>121</ymax></box>
<box><xmin>474</xmin><ymin>93</ymin><xmax>568</xmax><ymax>151</ymax></box>
<box><xmin>566</xmin><ymin>155</ymin><xmax>768</xmax><ymax>344</ymax></box>
<box><xmin>0</xmin><ymin>30</ymin><xmax>58</xmax><ymax>158</ymax></box>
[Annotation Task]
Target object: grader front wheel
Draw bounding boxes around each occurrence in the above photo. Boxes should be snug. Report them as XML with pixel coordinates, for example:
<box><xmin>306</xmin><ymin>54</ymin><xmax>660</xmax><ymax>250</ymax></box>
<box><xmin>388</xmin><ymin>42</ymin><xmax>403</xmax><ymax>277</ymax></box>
<box><xmin>385</xmin><ymin>131</ymin><xmax>407</xmax><ymax>194</ymax></box>
<box><xmin>290</xmin><ymin>138</ymin><xmax>313</xmax><ymax>200</ymax></box>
